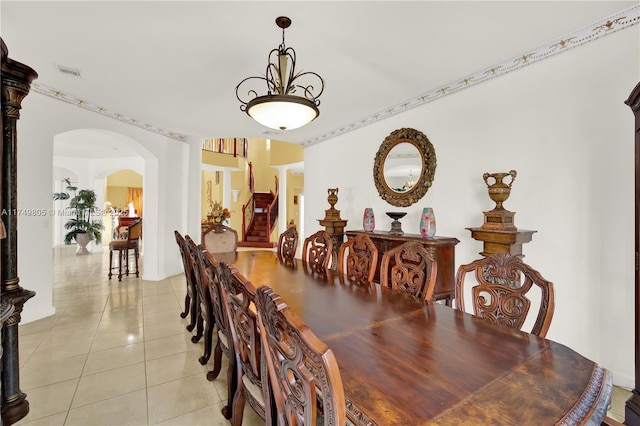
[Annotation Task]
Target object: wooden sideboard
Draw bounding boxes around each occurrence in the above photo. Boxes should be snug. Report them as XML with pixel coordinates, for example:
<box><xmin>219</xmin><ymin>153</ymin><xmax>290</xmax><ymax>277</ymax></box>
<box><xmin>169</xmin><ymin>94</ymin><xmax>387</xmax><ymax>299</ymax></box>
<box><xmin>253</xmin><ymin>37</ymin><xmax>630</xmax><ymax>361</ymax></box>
<box><xmin>345</xmin><ymin>230</ymin><xmax>459</xmax><ymax>304</ymax></box>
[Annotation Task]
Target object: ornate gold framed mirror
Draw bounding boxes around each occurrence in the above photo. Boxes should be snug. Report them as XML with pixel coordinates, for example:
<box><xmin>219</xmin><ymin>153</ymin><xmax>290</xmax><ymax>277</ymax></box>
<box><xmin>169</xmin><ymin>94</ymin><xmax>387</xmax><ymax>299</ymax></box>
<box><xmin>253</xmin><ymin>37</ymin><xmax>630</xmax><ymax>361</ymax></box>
<box><xmin>373</xmin><ymin>128</ymin><xmax>436</xmax><ymax>207</ymax></box>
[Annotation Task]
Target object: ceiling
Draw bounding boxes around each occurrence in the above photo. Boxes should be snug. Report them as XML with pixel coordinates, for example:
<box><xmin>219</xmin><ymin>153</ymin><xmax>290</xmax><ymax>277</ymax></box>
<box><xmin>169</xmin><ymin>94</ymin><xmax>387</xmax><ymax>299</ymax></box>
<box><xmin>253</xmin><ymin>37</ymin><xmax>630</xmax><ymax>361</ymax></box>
<box><xmin>1</xmin><ymin>1</ymin><xmax>635</xmax><ymax>159</ymax></box>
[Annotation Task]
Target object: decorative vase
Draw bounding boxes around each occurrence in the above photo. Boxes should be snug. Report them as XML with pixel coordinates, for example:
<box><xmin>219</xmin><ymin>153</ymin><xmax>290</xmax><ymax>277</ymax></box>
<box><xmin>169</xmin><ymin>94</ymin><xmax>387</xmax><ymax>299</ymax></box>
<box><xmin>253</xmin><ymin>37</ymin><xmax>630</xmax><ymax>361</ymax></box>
<box><xmin>75</xmin><ymin>232</ymin><xmax>91</xmax><ymax>255</ymax></box>
<box><xmin>483</xmin><ymin>170</ymin><xmax>517</xmax><ymax>211</ymax></box>
<box><xmin>363</xmin><ymin>208</ymin><xmax>375</xmax><ymax>232</ymax></box>
<box><xmin>420</xmin><ymin>207</ymin><xmax>436</xmax><ymax>239</ymax></box>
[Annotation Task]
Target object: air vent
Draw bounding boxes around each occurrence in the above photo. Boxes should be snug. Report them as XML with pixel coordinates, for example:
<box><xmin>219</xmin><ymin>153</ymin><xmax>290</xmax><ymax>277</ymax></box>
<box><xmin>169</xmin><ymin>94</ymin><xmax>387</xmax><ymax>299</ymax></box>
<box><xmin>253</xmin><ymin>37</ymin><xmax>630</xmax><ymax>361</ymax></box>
<box><xmin>56</xmin><ymin>65</ymin><xmax>81</xmax><ymax>78</ymax></box>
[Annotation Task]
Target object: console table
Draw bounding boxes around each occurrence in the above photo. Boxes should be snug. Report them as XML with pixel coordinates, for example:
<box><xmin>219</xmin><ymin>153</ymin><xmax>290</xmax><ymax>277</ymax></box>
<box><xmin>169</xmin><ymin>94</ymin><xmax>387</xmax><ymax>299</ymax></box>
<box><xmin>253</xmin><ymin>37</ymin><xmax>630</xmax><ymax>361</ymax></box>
<box><xmin>345</xmin><ymin>230</ymin><xmax>459</xmax><ymax>304</ymax></box>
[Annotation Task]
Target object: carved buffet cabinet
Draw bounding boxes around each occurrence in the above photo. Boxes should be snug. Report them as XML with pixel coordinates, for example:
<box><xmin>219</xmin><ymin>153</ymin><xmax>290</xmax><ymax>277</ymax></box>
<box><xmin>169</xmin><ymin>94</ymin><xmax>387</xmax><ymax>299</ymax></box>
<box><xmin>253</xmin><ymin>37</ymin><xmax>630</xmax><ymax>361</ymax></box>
<box><xmin>345</xmin><ymin>230</ymin><xmax>459</xmax><ymax>304</ymax></box>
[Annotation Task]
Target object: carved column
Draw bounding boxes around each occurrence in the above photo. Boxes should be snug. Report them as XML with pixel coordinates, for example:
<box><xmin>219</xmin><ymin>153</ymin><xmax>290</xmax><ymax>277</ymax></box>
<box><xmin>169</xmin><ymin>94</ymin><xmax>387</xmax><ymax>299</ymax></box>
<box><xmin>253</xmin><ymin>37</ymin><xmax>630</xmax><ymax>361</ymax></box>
<box><xmin>625</xmin><ymin>81</ymin><xmax>640</xmax><ymax>426</ymax></box>
<box><xmin>317</xmin><ymin>188</ymin><xmax>347</xmax><ymax>270</ymax></box>
<box><xmin>0</xmin><ymin>301</ymin><xmax>14</xmax><ymax>426</ymax></box>
<box><xmin>0</xmin><ymin>38</ymin><xmax>37</xmax><ymax>426</ymax></box>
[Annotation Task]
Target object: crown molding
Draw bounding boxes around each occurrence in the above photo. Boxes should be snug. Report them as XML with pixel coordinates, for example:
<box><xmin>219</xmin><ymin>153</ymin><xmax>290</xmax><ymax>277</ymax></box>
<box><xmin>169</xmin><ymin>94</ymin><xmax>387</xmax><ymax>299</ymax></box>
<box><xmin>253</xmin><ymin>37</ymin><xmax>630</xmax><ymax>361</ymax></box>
<box><xmin>300</xmin><ymin>4</ymin><xmax>640</xmax><ymax>147</ymax></box>
<box><xmin>30</xmin><ymin>5</ymin><xmax>640</xmax><ymax>147</ymax></box>
<box><xmin>31</xmin><ymin>82</ymin><xmax>188</xmax><ymax>142</ymax></box>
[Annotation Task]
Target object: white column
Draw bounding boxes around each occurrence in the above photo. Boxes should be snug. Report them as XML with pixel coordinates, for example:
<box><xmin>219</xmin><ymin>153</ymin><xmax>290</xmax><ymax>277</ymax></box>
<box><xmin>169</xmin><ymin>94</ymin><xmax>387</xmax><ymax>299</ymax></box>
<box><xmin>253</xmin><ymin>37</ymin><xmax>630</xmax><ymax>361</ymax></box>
<box><xmin>187</xmin><ymin>137</ymin><xmax>203</xmax><ymax>243</ymax></box>
<box><xmin>276</xmin><ymin>166</ymin><xmax>288</xmax><ymax>235</ymax></box>
<box><xmin>91</xmin><ymin>176</ymin><xmax>106</xmax><ymax>253</ymax></box>
<box><xmin>223</xmin><ymin>169</ymin><xmax>232</xmax><ymax>210</ymax></box>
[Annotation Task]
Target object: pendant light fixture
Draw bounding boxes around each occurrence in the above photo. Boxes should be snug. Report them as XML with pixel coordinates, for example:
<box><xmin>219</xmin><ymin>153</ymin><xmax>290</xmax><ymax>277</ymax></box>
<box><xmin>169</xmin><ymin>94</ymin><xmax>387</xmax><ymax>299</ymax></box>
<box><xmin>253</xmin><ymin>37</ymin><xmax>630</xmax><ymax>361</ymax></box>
<box><xmin>235</xmin><ymin>16</ymin><xmax>325</xmax><ymax>132</ymax></box>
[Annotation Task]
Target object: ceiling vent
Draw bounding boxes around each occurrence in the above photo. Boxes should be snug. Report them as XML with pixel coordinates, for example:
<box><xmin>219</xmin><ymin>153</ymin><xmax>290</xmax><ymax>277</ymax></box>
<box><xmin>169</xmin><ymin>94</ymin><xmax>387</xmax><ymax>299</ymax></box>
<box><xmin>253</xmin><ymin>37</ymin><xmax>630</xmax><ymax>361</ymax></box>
<box><xmin>56</xmin><ymin>64</ymin><xmax>81</xmax><ymax>78</ymax></box>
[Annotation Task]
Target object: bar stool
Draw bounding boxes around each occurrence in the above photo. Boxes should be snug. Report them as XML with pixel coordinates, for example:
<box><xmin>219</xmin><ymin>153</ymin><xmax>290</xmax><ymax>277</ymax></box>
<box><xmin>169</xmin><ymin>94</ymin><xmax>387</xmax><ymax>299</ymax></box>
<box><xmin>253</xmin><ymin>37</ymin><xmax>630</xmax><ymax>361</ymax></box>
<box><xmin>108</xmin><ymin>218</ymin><xmax>142</xmax><ymax>281</ymax></box>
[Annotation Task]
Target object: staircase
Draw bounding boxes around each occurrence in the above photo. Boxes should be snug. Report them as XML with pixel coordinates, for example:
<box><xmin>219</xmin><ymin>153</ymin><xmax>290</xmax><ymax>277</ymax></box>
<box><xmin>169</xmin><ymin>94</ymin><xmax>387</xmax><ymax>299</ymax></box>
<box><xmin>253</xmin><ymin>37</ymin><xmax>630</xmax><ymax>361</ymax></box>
<box><xmin>239</xmin><ymin>192</ymin><xmax>277</xmax><ymax>248</ymax></box>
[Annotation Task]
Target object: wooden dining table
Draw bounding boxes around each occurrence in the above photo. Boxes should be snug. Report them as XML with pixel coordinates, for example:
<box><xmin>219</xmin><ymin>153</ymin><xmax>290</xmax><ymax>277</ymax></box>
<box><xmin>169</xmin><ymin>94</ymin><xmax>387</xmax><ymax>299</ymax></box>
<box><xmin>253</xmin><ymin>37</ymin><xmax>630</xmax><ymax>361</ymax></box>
<box><xmin>225</xmin><ymin>250</ymin><xmax>612</xmax><ymax>425</ymax></box>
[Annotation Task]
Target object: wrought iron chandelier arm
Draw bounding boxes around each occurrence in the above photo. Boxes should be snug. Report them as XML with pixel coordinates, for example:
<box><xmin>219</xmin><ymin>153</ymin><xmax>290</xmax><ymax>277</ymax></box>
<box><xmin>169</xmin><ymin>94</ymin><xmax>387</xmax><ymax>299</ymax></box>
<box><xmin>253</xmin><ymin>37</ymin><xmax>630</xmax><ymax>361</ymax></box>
<box><xmin>289</xmin><ymin>70</ymin><xmax>325</xmax><ymax>104</ymax></box>
<box><xmin>235</xmin><ymin>75</ymin><xmax>269</xmax><ymax>110</ymax></box>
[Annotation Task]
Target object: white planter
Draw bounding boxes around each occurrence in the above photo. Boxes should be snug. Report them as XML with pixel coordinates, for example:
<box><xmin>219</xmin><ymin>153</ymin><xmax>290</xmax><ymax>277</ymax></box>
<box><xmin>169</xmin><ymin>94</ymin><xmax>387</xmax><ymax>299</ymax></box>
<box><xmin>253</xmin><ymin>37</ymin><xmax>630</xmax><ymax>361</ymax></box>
<box><xmin>75</xmin><ymin>232</ymin><xmax>91</xmax><ymax>255</ymax></box>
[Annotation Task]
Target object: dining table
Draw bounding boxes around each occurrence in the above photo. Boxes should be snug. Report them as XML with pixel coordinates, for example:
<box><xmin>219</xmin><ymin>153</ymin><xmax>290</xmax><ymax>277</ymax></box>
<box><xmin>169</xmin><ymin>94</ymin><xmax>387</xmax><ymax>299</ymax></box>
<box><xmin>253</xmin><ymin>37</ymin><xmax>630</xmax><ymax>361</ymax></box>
<box><xmin>224</xmin><ymin>250</ymin><xmax>612</xmax><ymax>425</ymax></box>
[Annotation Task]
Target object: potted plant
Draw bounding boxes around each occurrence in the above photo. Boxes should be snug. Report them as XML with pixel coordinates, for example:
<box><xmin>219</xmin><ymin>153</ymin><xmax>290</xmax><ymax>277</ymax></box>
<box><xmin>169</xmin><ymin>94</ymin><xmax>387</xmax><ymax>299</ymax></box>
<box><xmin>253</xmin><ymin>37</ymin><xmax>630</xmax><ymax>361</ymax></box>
<box><xmin>53</xmin><ymin>178</ymin><xmax>104</xmax><ymax>255</ymax></box>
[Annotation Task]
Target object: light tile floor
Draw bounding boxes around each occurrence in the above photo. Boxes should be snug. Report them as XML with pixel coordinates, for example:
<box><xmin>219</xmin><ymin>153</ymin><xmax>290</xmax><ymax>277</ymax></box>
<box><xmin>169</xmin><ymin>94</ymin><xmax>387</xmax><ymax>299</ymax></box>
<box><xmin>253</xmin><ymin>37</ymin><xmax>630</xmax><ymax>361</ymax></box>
<box><xmin>15</xmin><ymin>245</ymin><xmax>265</xmax><ymax>426</ymax></box>
<box><xmin>13</xmin><ymin>245</ymin><xmax>633</xmax><ymax>425</ymax></box>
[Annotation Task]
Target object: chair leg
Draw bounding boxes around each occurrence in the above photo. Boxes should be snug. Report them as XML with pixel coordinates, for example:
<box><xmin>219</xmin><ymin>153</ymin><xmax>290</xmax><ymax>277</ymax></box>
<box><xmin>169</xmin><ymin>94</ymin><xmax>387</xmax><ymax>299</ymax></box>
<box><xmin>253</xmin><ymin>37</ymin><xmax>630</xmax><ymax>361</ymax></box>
<box><xmin>134</xmin><ymin>247</ymin><xmax>139</xmax><ymax>277</ymax></box>
<box><xmin>180</xmin><ymin>292</ymin><xmax>191</xmax><ymax>319</ymax></box>
<box><xmin>199</xmin><ymin>314</ymin><xmax>214</xmax><ymax>365</ymax></box>
<box><xmin>118</xmin><ymin>249</ymin><xmax>124</xmax><ymax>281</ymax></box>
<box><xmin>186</xmin><ymin>289</ymin><xmax>198</xmax><ymax>332</ymax></box>
<box><xmin>191</xmin><ymin>310</ymin><xmax>203</xmax><ymax>343</ymax></box>
<box><xmin>108</xmin><ymin>249</ymin><xmax>113</xmax><ymax>279</ymax></box>
<box><xmin>124</xmin><ymin>248</ymin><xmax>130</xmax><ymax>276</ymax></box>
<box><xmin>231</xmin><ymin>383</ymin><xmax>246</xmax><ymax>426</ymax></box>
<box><xmin>221</xmin><ymin>354</ymin><xmax>237</xmax><ymax>419</ymax></box>
<box><xmin>207</xmin><ymin>339</ymin><xmax>223</xmax><ymax>381</ymax></box>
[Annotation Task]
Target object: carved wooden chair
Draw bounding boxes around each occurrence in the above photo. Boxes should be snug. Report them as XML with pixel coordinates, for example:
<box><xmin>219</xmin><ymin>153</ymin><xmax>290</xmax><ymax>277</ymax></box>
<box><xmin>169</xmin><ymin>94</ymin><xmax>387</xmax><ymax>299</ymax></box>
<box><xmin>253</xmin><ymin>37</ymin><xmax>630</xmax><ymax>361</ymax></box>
<box><xmin>454</xmin><ymin>253</ymin><xmax>555</xmax><ymax>337</ymax></box>
<box><xmin>108</xmin><ymin>218</ymin><xmax>142</xmax><ymax>281</ymax></box>
<box><xmin>184</xmin><ymin>236</ymin><xmax>215</xmax><ymax>363</ymax></box>
<box><xmin>338</xmin><ymin>233</ymin><xmax>378</xmax><ymax>284</ymax></box>
<box><xmin>202</xmin><ymin>224</ymin><xmax>238</xmax><ymax>254</ymax></box>
<box><xmin>256</xmin><ymin>286</ymin><xmax>347</xmax><ymax>426</ymax></box>
<box><xmin>302</xmin><ymin>230</ymin><xmax>334</xmax><ymax>274</ymax></box>
<box><xmin>277</xmin><ymin>226</ymin><xmax>298</xmax><ymax>263</ymax></box>
<box><xmin>218</xmin><ymin>261</ymin><xmax>265</xmax><ymax>424</ymax></box>
<box><xmin>174</xmin><ymin>230</ymin><xmax>198</xmax><ymax>330</ymax></box>
<box><xmin>380</xmin><ymin>241</ymin><xmax>438</xmax><ymax>300</ymax></box>
<box><xmin>200</xmin><ymin>251</ymin><xmax>234</xmax><ymax>388</ymax></box>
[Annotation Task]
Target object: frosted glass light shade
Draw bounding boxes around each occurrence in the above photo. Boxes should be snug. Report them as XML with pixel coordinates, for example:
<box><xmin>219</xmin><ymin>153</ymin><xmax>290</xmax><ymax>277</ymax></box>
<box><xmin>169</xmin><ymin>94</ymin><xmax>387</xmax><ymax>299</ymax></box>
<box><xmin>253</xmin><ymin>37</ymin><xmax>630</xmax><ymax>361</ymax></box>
<box><xmin>246</xmin><ymin>94</ymin><xmax>319</xmax><ymax>131</ymax></box>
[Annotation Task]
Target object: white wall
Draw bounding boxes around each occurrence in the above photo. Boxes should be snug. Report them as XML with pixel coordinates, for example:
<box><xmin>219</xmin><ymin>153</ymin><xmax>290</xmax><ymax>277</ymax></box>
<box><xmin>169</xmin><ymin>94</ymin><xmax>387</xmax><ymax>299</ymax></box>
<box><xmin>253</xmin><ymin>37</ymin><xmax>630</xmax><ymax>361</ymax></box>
<box><xmin>304</xmin><ymin>28</ymin><xmax>638</xmax><ymax>387</ymax></box>
<box><xmin>16</xmin><ymin>92</ymin><xmax>188</xmax><ymax>324</ymax></box>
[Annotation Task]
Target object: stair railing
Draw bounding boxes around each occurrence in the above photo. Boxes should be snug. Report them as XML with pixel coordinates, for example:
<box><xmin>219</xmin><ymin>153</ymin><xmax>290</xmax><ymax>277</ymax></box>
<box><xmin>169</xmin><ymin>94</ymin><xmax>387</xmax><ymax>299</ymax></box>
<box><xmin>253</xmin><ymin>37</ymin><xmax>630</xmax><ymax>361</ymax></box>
<box><xmin>241</xmin><ymin>162</ymin><xmax>255</xmax><ymax>241</ymax></box>
<box><xmin>265</xmin><ymin>176</ymin><xmax>279</xmax><ymax>241</ymax></box>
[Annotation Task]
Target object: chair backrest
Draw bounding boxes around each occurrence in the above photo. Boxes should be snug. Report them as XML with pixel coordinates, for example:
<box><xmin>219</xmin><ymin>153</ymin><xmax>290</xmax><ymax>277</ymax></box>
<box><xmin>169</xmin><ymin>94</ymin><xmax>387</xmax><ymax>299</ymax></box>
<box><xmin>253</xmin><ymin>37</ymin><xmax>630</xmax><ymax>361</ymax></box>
<box><xmin>256</xmin><ymin>286</ymin><xmax>346</xmax><ymax>426</ymax></box>
<box><xmin>277</xmin><ymin>226</ymin><xmax>299</xmax><ymax>263</ymax></box>
<box><xmin>302</xmin><ymin>230</ymin><xmax>334</xmax><ymax>274</ymax></box>
<box><xmin>174</xmin><ymin>230</ymin><xmax>189</xmax><ymax>271</ymax></box>
<box><xmin>200</xmin><ymin>250</ymin><xmax>231</xmax><ymax>346</ymax></box>
<box><xmin>174</xmin><ymin>230</ymin><xmax>196</xmax><ymax>294</ymax></box>
<box><xmin>184</xmin><ymin>235</ymin><xmax>210</xmax><ymax>321</ymax></box>
<box><xmin>218</xmin><ymin>261</ymin><xmax>263</xmax><ymax>405</ymax></box>
<box><xmin>338</xmin><ymin>233</ymin><xmax>378</xmax><ymax>283</ymax></box>
<box><xmin>454</xmin><ymin>253</ymin><xmax>555</xmax><ymax>337</ymax></box>
<box><xmin>202</xmin><ymin>224</ymin><xmax>238</xmax><ymax>254</ymax></box>
<box><xmin>380</xmin><ymin>241</ymin><xmax>438</xmax><ymax>300</ymax></box>
<box><xmin>126</xmin><ymin>218</ymin><xmax>143</xmax><ymax>241</ymax></box>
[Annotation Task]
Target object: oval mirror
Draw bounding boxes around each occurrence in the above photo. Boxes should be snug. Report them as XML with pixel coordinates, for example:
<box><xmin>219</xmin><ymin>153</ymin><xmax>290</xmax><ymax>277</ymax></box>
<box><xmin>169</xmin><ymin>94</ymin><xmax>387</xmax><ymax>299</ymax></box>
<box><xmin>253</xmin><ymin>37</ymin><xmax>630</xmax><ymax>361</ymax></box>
<box><xmin>373</xmin><ymin>128</ymin><xmax>436</xmax><ymax>207</ymax></box>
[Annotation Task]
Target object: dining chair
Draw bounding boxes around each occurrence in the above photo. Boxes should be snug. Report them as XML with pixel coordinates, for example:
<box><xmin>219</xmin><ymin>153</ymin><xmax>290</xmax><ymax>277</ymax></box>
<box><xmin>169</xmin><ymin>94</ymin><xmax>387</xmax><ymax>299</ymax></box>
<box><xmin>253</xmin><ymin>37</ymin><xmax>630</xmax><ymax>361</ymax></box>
<box><xmin>174</xmin><ymin>231</ymin><xmax>195</xmax><ymax>321</ymax></box>
<box><xmin>302</xmin><ymin>230</ymin><xmax>334</xmax><ymax>274</ymax></box>
<box><xmin>108</xmin><ymin>218</ymin><xmax>142</xmax><ymax>281</ymax></box>
<box><xmin>184</xmin><ymin>236</ymin><xmax>215</xmax><ymax>363</ymax></box>
<box><xmin>454</xmin><ymin>253</ymin><xmax>555</xmax><ymax>337</ymax></box>
<box><xmin>255</xmin><ymin>285</ymin><xmax>347</xmax><ymax>426</ymax></box>
<box><xmin>199</xmin><ymin>250</ymin><xmax>235</xmax><ymax>388</ymax></box>
<box><xmin>218</xmin><ymin>261</ymin><xmax>266</xmax><ymax>425</ymax></box>
<box><xmin>202</xmin><ymin>224</ymin><xmax>238</xmax><ymax>254</ymax></box>
<box><xmin>380</xmin><ymin>241</ymin><xmax>438</xmax><ymax>300</ymax></box>
<box><xmin>338</xmin><ymin>233</ymin><xmax>378</xmax><ymax>284</ymax></box>
<box><xmin>277</xmin><ymin>226</ymin><xmax>298</xmax><ymax>263</ymax></box>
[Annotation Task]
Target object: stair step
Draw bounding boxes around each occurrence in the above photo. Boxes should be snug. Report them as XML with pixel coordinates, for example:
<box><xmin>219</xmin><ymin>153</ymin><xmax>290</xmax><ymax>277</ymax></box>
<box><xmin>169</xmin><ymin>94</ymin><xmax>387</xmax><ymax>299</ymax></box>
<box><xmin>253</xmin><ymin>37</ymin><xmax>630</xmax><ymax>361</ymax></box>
<box><xmin>238</xmin><ymin>241</ymin><xmax>277</xmax><ymax>248</ymax></box>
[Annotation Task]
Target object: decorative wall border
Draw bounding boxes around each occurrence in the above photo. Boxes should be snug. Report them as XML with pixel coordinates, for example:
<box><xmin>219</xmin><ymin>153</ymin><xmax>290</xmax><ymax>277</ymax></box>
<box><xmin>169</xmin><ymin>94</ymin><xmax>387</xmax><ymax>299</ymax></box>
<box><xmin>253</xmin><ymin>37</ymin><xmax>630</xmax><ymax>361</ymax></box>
<box><xmin>30</xmin><ymin>5</ymin><xmax>640</xmax><ymax>146</ymax></box>
<box><xmin>300</xmin><ymin>4</ymin><xmax>640</xmax><ymax>147</ymax></box>
<box><xmin>31</xmin><ymin>82</ymin><xmax>189</xmax><ymax>142</ymax></box>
